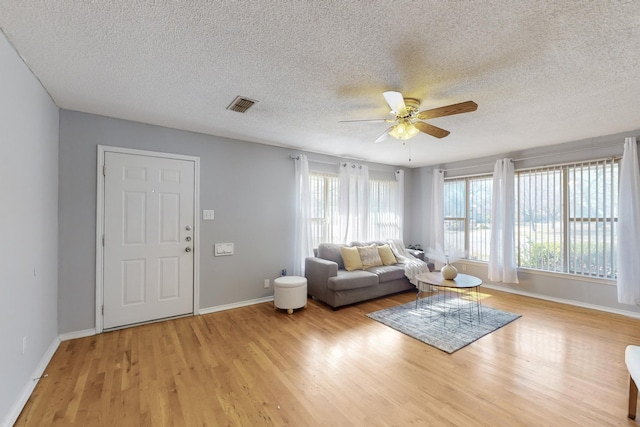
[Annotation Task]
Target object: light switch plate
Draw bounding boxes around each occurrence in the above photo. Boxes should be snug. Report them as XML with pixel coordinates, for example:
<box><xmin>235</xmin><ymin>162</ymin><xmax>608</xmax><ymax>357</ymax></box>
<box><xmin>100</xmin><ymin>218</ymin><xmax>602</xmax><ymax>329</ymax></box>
<box><xmin>202</xmin><ymin>209</ymin><xmax>215</xmax><ymax>220</ymax></box>
<box><xmin>215</xmin><ymin>243</ymin><xmax>234</xmax><ymax>256</ymax></box>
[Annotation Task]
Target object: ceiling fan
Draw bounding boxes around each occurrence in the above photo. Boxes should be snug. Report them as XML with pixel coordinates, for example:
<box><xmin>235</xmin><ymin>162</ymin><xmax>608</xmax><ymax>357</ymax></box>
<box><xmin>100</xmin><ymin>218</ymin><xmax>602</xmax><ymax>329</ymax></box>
<box><xmin>341</xmin><ymin>91</ymin><xmax>477</xmax><ymax>143</ymax></box>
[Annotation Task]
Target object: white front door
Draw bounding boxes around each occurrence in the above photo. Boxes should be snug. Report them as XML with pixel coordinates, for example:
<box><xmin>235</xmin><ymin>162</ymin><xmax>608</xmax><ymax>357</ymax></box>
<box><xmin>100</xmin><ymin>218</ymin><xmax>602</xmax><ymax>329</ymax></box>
<box><xmin>103</xmin><ymin>152</ymin><xmax>195</xmax><ymax>329</ymax></box>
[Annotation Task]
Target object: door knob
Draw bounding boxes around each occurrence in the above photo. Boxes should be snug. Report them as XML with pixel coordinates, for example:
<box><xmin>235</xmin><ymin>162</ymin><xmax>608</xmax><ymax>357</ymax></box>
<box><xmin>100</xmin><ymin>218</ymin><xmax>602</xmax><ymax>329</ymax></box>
<box><xmin>185</xmin><ymin>225</ymin><xmax>192</xmax><ymax>231</ymax></box>
<box><xmin>185</xmin><ymin>247</ymin><xmax>192</xmax><ymax>252</ymax></box>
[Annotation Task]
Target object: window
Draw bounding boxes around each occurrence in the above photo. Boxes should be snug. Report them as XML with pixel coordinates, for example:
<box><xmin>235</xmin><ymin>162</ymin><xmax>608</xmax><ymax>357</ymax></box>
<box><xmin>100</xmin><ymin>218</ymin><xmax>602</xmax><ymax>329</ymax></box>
<box><xmin>309</xmin><ymin>172</ymin><xmax>341</xmax><ymax>248</ymax></box>
<box><xmin>516</xmin><ymin>160</ymin><xmax>618</xmax><ymax>278</ymax></box>
<box><xmin>369</xmin><ymin>178</ymin><xmax>401</xmax><ymax>241</ymax></box>
<box><xmin>444</xmin><ymin>176</ymin><xmax>492</xmax><ymax>261</ymax></box>
<box><xmin>443</xmin><ymin>158</ymin><xmax>619</xmax><ymax>279</ymax></box>
<box><xmin>309</xmin><ymin>172</ymin><xmax>401</xmax><ymax>248</ymax></box>
<box><xmin>516</xmin><ymin>166</ymin><xmax>564</xmax><ymax>272</ymax></box>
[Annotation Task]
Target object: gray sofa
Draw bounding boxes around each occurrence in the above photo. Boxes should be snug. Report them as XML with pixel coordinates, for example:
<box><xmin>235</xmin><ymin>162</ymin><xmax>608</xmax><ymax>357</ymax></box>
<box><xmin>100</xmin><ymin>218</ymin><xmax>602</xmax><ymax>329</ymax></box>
<box><xmin>305</xmin><ymin>242</ymin><xmax>434</xmax><ymax>309</ymax></box>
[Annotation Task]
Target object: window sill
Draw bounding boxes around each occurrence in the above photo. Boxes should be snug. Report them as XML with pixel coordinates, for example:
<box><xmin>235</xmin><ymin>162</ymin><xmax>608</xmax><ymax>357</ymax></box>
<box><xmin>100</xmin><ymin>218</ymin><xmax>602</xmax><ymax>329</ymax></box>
<box><xmin>457</xmin><ymin>260</ymin><xmax>616</xmax><ymax>286</ymax></box>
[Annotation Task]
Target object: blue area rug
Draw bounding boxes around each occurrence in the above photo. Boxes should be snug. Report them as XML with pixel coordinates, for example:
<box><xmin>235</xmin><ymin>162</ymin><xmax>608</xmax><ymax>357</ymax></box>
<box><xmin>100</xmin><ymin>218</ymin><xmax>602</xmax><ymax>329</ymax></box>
<box><xmin>366</xmin><ymin>297</ymin><xmax>521</xmax><ymax>354</ymax></box>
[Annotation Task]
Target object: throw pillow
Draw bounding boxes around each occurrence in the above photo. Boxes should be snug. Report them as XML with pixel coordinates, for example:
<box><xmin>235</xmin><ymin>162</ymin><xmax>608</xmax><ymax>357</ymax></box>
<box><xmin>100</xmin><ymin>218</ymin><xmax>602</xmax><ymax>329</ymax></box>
<box><xmin>377</xmin><ymin>244</ymin><xmax>397</xmax><ymax>266</ymax></box>
<box><xmin>340</xmin><ymin>246</ymin><xmax>363</xmax><ymax>271</ymax></box>
<box><xmin>358</xmin><ymin>245</ymin><xmax>383</xmax><ymax>268</ymax></box>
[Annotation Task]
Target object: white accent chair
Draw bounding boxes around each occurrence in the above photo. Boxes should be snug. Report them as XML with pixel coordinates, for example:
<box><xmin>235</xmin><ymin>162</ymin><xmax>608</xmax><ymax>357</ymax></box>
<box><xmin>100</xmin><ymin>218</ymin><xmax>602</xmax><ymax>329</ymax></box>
<box><xmin>626</xmin><ymin>345</ymin><xmax>640</xmax><ymax>419</ymax></box>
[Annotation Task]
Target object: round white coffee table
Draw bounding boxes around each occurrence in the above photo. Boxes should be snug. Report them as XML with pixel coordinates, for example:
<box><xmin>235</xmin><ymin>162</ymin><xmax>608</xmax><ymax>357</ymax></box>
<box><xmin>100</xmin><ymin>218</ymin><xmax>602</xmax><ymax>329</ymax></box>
<box><xmin>415</xmin><ymin>272</ymin><xmax>483</xmax><ymax>325</ymax></box>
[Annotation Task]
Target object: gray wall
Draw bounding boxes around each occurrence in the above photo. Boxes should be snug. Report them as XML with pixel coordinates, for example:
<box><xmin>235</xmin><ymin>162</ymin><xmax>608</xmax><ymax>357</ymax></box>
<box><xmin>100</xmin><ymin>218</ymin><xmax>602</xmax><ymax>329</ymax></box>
<box><xmin>413</xmin><ymin>131</ymin><xmax>640</xmax><ymax>316</ymax></box>
<box><xmin>58</xmin><ymin>111</ymin><xmax>407</xmax><ymax>334</ymax></box>
<box><xmin>409</xmin><ymin>166</ymin><xmax>433</xmax><ymax>250</ymax></box>
<box><xmin>0</xmin><ymin>33</ymin><xmax>59</xmax><ymax>424</ymax></box>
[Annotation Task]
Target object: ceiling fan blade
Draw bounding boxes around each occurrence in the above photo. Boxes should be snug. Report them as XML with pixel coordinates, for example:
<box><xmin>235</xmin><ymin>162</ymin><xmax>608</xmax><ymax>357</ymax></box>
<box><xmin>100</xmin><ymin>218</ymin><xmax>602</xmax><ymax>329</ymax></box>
<box><xmin>417</xmin><ymin>101</ymin><xmax>478</xmax><ymax>120</ymax></box>
<box><xmin>383</xmin><ymin>91</ymin><xmax>407</xmax><ymax>116</ymax></box>
<box><xmin>414</xmin><ymin>121</ymin><xmax>450</xmax><ymax>139</ymax></box>
<box><xmin>339</xmin><ymin>119</ymin><xmax>392</xmax><ymax>123</ymax></box>
<box><xmin>374</xmin><ymin>126</ymin><xmax>394</xmax><ymax>143</ymax></box>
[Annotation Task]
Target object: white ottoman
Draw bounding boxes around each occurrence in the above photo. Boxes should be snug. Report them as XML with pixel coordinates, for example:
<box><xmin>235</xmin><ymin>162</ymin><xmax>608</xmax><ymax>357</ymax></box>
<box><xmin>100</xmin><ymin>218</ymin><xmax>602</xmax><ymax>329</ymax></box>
<box><xmin>274</xmin><ymin>276</ymin><xmax>307</xmax><ymax>314</ymax></box>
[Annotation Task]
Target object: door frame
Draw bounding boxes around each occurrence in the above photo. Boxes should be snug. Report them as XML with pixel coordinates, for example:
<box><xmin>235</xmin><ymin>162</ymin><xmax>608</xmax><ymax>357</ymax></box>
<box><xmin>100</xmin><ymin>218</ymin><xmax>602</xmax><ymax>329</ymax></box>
<box><xmin>95</xmin><ymin>145</ymin><xmax>201</xmax><ymax>333</ymax></box>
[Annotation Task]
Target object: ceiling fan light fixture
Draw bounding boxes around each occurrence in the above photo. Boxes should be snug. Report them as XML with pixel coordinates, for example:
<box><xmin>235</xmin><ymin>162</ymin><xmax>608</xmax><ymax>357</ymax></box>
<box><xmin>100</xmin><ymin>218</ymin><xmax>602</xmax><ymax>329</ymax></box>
<box><xmin>407</xmin><ymin>123</ymin><xmax>419</xmax><ymax>137</ymax></box>
<box><xmin>388</xmin><ymin>124</ymin><xmax>402</xmax><ymax>140</ymax></box>
<box><xmin>340</xmin><ymin>91</ymin><xmax>476</xmax><ymax>142</ymax></box>
<box><xmin>389</xmin><ymin>121</ymin><xmax>419</xmax><ymax>141</ymax></box>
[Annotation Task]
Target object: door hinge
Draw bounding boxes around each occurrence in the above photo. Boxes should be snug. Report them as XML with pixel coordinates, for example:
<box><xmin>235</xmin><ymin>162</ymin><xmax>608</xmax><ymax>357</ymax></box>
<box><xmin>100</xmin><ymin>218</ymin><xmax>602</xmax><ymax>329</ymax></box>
<box><xmin>102</xmin><ymin>235</ymin><xmax>104</xmax><ymax>246</ymax></box>
<box><xmin>102</xmin><ymin>165</ymin><xmax>106</xmax><ymax>176</ymax></box>
<box><xmin>101</xmin><ymin>305</ymin><xmax>104</xmax><ymax>315</ymax></box>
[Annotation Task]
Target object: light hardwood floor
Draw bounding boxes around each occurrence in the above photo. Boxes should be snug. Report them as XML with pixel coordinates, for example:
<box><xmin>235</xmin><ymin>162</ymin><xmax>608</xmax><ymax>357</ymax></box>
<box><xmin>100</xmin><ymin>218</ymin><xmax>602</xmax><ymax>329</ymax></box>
<box><xmin>15</xmin><ymin>288</ymin><xmax>640</xmax><ymax>426</ymax></box>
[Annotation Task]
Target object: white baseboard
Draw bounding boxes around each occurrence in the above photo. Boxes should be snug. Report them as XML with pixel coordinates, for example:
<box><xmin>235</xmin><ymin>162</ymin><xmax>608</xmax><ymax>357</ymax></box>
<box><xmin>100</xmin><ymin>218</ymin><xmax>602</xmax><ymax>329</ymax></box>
<box><xmin>199</xmin><ymin>296</ymin><xmax>274</xmax><ymax>315</ymax></box>
<box><xmin>58</xmin><ymin>296</ymin><xmax>277</xmax><ymax>339</ymax></box>
<box><xmin>484</xmin><ymin>284</ymin><xmax>640</xmax><ymax>320</ymax></box>
<box><xmin>58</xmin><ymin>328</ymin><xmax>96</xmax><ymax>341</ymax></box>
<box><xmin>2</xmin><ymin>336</ymin><xmax>60</xmax><ymax>427</ymax></box>
<box><xmin>58</xmin><ymin>296</ymin><xmax>275</xmax><ymax>339</ymax></box>
<box><xmin>58</xmin><ymin>295</ymin><xmax>273</xmax><ymax>341</ymax></box>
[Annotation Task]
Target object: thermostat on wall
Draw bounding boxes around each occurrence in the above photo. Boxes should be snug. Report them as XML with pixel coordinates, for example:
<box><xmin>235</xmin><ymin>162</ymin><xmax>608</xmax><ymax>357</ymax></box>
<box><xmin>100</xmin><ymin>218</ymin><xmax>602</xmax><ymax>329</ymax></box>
<box><xmin>214</xmin><ymin>243</ymin><xmax>234</xmax><ymax>256</ymax></box>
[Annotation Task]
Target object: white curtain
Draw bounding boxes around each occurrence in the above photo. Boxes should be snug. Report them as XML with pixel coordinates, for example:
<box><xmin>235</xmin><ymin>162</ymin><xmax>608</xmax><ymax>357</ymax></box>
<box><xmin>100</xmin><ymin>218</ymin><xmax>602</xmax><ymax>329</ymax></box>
<box><xmin>617</xmin><ymin>137</ymin><xmax>640</xmax><ymax>305</ymax></box>
<box><xmin>488</xmin><ymin>158</ymin><xmax>519</xmax><ymax>283</ymax></box>
<box><xmin>293</xmin><ymin>155</ymin><xmax>313</xmax><ymax>276</ymax></box>
<box><xmin>395</xmin><ymin>169</ymin><xmax>405</xmax><ymax>239</ymax></box>
<box><xmin>339</xmin><ymin>162</ymin><xmax>369</xmax><ymax>243</ymax></box>
<box><xmin>429</xmin><ymin>169</ymin><xmax>445</xmax><ymax>267</ymax></box>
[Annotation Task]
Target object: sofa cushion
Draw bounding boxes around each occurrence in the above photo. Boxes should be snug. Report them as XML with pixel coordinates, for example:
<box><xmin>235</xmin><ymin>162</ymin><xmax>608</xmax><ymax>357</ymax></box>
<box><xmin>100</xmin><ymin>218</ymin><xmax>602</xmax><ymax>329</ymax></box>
<box><xmin>365</xmin><ymin>265</ymin><xmax>407</xmax><ymax>282</ymax></box>
<box><xmin>317</xmin><ymin>243</ymin><xmax>345</xmax><ymax>270</ymax></box>
<box><xmin>377</xmin><ymin>244</ymin><xmax>397</xmax><ymax>265</ymax></box>
<box><xmin>340</xmin><ymin>246</ymin><xmax>363</xmax><ymax>271</ymax></box>
<box><xmin>327</xmin><ymin>270</ymin><xmax>379</xmax><ymax>291</ymax></box>
<box><xmin>358</xmin><ymin>245</ymin><xmax>383</xmax><ymax>268</ymax></box>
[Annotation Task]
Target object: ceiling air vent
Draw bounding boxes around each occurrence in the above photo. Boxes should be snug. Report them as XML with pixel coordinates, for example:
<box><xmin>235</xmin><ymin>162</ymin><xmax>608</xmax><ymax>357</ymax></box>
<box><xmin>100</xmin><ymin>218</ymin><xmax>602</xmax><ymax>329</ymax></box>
<box><xmin>226</xmin><ymin>96</ymin><xmax>257</xmax><ymax>113</ymax></box>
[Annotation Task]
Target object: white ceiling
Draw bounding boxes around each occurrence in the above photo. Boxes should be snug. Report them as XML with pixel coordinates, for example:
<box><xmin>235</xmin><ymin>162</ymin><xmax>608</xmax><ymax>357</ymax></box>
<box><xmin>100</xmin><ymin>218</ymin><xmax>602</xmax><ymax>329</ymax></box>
<box><xmin>2</xmin><ymin>1</ymin><xmax>640</xmax><ymax>168</ymax></box>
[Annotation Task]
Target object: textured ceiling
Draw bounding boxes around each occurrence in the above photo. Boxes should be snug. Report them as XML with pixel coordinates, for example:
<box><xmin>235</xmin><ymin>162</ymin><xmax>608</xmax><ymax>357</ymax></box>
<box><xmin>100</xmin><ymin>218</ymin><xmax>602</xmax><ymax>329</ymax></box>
<box><xmin>2</xmin><ymin>1</ymin><xmax>640</xmax><ymax>168</ymax></box>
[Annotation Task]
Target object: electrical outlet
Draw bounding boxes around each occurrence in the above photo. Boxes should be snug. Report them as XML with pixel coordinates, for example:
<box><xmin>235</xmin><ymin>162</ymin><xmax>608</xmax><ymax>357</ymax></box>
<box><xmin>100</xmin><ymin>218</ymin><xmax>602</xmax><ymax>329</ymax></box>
<box><xmin>264</xmin><ymin>279</ymin><xmax>270</xmax><ymax>288</ymax></box>
<box><xmin>22</xmin><ymin>336</ymin><xmax>27</xmax><ymax>355</ymax></box>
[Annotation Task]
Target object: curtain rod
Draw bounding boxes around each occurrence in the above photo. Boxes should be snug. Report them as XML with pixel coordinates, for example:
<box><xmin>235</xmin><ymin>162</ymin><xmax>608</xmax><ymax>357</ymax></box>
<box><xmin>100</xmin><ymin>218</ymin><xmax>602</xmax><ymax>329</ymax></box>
<box><xmin>289</xmin><ymin>154</ymin><xmax>340</xmax><ymax>166</ymax></box>
<box><xmin>441</xmin><ymin>141</ymin><xmax>623</xmax><ymax>173</ymax></box>
<box><xmin>289</xmin><ymin>154</ymin><xmax>373</xmax><ymax>169</ymax></box>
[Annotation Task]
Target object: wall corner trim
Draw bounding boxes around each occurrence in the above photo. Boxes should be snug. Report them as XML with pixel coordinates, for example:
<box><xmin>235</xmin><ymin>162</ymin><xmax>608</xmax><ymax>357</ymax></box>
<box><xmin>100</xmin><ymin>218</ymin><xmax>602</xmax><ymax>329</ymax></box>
<box><xmin>2</xmin><ymin>336</ymin><xmax>60</xmax><ymax>427</ymax></box>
